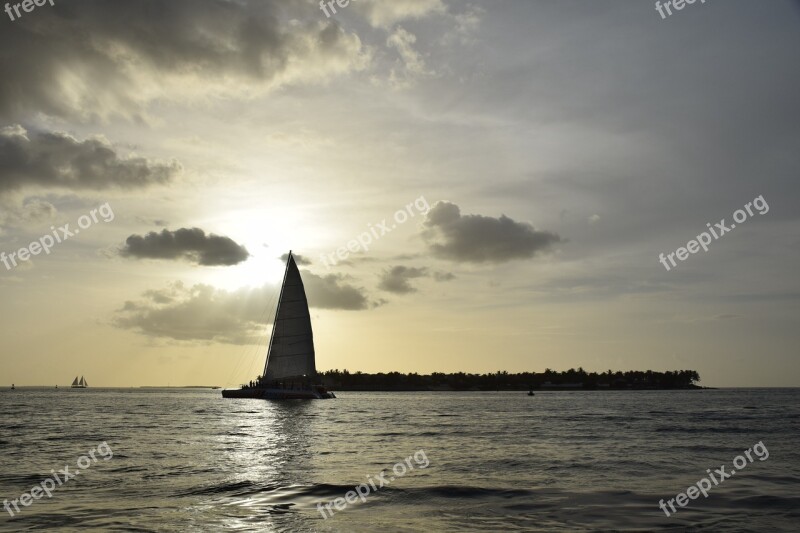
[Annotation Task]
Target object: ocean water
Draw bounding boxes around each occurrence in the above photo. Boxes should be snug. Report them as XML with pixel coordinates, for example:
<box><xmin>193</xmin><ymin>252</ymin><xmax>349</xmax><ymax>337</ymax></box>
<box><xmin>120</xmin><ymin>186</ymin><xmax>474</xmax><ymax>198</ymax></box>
<box><xmin>0</xmin><ymin>388</ymin><xmax>798</xmax><ymax>532</ymax></box>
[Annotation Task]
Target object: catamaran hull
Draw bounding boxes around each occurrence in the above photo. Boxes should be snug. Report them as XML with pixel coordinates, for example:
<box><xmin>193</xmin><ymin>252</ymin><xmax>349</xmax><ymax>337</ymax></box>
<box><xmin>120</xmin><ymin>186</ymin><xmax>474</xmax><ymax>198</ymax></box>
<box><xmin>221</xmin><ymin>387</ymin><xmax>335</xmax><ymax>400</ymax></box>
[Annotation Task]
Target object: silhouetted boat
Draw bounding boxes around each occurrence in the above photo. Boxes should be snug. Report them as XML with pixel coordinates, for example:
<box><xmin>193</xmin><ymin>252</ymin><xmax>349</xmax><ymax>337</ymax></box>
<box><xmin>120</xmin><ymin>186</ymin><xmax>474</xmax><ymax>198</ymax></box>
<box><xmin>527</xmin><ymin>391</ymin><xmax>535</xmax><ymax>396</ymax></box>
<box><xmin>10</xmin><ymin>384</ymin><xmax>14</xmax><ymax>390</ymax></box>
<box><xmin>222</xmin><ymin>252</ymin><xmax>335</xmax><ymax>400</ymax></box>
<box><xmin>71</xmin><ymin>376</ymin><xmax>88</xmax><ymax>389</ymax></box>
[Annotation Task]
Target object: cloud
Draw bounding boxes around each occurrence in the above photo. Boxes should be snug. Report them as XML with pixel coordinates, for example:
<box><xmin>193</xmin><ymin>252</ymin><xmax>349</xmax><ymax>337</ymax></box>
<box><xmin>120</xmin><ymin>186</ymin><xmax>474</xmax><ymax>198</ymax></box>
<box><xmin>119</xmin><ymin>228</ymin><xmax>249</xmax><ymax>266</ymax></box>
<box><xmin>302</xmin><ymin>271</ymin><xmax>371</xmax><ymax>310</ymax></box>
<box><xmin>0</xmin><ymin>125</ymin><xmax>180</xmax><ymax>195</ymax></box>
<box><xmin>422</xmin><ymin>201</ymin><xmax>562</xmax><ymax>263</ymax></box>
<box><xmin>135</xmin><ymin>217</ymin><xmax>169</xmax><ymax>227</ymax></box>
<box><xmin>0</xmin><ymin>197</ymin><xmax>57</xmax><ymax>232</ymax></box>
<box><xmin>441</xmin><ymin>6</ymin><xmax>484</xmax><ymax>46</ymax></box>
<box><xmin>376</xmin><ymin>265</ymin><xmax>455</xmax><ymax>294</ymax></box>
<box><xmin>354</xmin><ymin>0</ymin><xmax>446</xmax><ymax>28</ymax></box>
<box><xmin>0</xmin><ymin>0</ymin><xmax>369</xmax><ymax>121</ymax></box>
<box><xmin>114</xmin><ymin>274</ymin><xmax>373</xmax><ymax>342</ymax></box>
<box><xmin>17</xmin><ymin>198</ymin><xmax>57</xmax><ymax>221</ymax></box>
<box><xmin>114</xmin><ymin>282</ymin><xmax>272</xmax><ymax>344</ymax></box>
<box><xmin>433</xmin><ymin>271</ymin><xmax>456</xmax><ymax>282</ymax></box>
<box><xmin>281</xmin><ymin>252</ymin><xmax>312</xmax><ymax>265</ymax></box>
<box><xmin>378</xmin><ymin>265</ymin><xmax>429</xmax><ymax>294</ymax></box>
<box><xmin>387</xmin><ymin>27</ymin><xmax>434</xmax><ymax>88</ymax></box>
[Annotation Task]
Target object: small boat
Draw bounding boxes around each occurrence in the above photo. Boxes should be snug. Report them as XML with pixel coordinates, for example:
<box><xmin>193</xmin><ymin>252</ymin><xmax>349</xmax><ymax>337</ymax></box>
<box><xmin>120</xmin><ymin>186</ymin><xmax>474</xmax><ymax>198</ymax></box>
<box><xmin>527</xmin><ymin>391</ymin><xmax>535</xmax><ymax>396</ymax></box>
<box><xmin>11</xmin><ymin>384</ymin><xmax>14</xmax><ymax>390</ymax></box>
<box><xmin>71</xmin><ymin>376</ymin><xmax>88</xmax><ymax>389</ymax></box>
<box><xmin>222</xmin><ymin>252</ymin><xmax>335</xmax><ymax>400</ymax></box>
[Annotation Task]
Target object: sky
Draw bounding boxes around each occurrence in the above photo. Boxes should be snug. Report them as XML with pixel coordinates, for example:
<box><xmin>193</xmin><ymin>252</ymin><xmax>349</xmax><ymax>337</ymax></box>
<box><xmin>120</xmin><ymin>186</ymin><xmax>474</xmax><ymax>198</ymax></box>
<box><xmin>0</xmin><ymin>0</ymin><xmax>798</xmax><ymax>388</ymax></box>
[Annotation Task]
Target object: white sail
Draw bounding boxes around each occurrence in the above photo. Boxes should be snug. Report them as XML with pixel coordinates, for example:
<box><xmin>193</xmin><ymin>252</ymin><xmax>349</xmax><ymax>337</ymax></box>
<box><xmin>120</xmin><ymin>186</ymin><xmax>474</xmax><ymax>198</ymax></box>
<box><xmin>72</xmin><ymin>376</ymin><xmax>79</xmax><ymax>386</ymax></box>
<box><xmin>79</xmin><ymin>376</ymin><xmax>86</xmax><ymax>387</ymax></box>
<box><xmin>83</xmin><ymin>377</ymin><xmax>88</xmax><ymax>387</ymax></box>
<box><xmin>263</xmin><ymin>252</ymin><xmax>316</xmax><ymax>382</ymax></box>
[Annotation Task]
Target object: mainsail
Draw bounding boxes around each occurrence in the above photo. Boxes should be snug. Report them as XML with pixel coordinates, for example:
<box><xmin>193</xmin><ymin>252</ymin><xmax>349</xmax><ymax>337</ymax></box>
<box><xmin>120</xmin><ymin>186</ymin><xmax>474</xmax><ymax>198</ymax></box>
<box><xmin>80</xmin><ymin>376</ymin><xmax>87</xmax><ymax>387</ymax></box>
<box><xmin>263</xmin><ymin>252</ymin><xmax>316</xmax><ymax>382</ymax></box>
<box><xmin>72</xmin><ymin>376</ymin><xmax>79</xmax><ymax>386</ymax></box>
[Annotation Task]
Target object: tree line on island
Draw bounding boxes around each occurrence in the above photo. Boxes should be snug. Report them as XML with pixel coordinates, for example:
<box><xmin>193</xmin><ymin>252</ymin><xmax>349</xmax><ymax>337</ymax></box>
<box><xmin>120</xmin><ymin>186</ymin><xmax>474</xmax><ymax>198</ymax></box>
<box><xmin>318</xmin><ymin>368</ymin><xmax>702</xmax><ymax>391</ymax></box>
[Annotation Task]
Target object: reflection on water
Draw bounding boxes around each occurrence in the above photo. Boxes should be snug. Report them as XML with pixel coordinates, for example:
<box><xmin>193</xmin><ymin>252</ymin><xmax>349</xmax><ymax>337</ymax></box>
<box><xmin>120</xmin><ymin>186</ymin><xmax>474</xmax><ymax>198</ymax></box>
<box><xmin>1</xmin><ymin>388</ymin><xmax>799</xmax><ymax>531</ymax></box>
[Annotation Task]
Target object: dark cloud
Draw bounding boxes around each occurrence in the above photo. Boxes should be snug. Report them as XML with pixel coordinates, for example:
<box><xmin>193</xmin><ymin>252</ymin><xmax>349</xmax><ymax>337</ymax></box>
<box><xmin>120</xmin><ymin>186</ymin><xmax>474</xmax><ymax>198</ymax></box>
<box><xmin>0</xmin><ymin>125</ymin><xmax>179</xmax><ymax>194</ymax></box>
<box><xmin>302</xmin><ymin>272</ymin><xmax>371</xmax><ymax>310</ymax></box>
<box><xmin>421</xmin><ymin>201</ymin><xmax>561</xmax><ymax>263</ymax></box>
<box><xmin>136</xmin><ymin>217</ymin><xmax>169</xmax><ymax>227</ymax></box>
<box><xmin>335</xmin><ymin>255</ymin><xmax>380</xmax><ymax>267</ymax></box>
<box><xmin>376</xmin><ymin>265</ymin><xmax>455</xmax><ymax>294</ymax></box>
<box><xmin>433</xmin><ymin>271</ymin><xmax>456</xmax><ymax>282</ymax></box>
<box><xmin>281</xmin><ymin>252</ymin><xmax>312</xmax><ymax>266</ymax></box>
<box><xmin>120</xmin><ymin>228</ymin><xmax>249</xmax><ymax>266</ymax></box>
<box><xmin>114</xmin><ymin>273</ymin><xmax>374</xmax><ymax>342</ymax></box>
<box><xmin>392</xmin><ymin>253</ymin><xmax>422</xmax><ymax>261</ymax></box>
<box><xmin>378</xmin><ymin>265</ymin><xmax>429</xmax><ymax>294</ymax></box>
<box><xmin>0</xmin><ymin>0</ymin><xmax>366</xmax><ymax>121</ymax></box>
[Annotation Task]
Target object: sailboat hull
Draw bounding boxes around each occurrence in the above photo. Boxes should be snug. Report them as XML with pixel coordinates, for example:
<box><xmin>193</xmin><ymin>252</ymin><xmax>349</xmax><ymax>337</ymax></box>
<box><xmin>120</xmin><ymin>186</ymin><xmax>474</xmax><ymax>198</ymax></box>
<box><xmin>221</xmin><ymin>387</ymin><xmax>335</xmax><ymax>400</ymax></box>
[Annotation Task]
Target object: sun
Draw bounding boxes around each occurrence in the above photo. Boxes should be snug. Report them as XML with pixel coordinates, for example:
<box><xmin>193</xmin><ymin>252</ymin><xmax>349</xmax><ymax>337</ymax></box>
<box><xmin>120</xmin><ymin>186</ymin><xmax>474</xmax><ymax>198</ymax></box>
<box><xmin>192</xmin><ymin>204</ymin><xmax>329</xmax><ymax>291</ymax></box>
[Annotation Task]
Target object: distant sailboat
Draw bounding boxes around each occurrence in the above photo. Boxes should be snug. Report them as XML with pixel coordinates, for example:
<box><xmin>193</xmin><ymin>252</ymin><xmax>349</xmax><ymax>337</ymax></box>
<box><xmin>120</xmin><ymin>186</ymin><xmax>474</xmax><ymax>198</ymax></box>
<box><xmin>222</xmin><ymin>252</ymin><xmax>335</xmax><ymax>400</ymax></box>
<box><xmin>71</xmin><ymin>376</ymin><xmax>88</xmax><ymax>389</ymax></box>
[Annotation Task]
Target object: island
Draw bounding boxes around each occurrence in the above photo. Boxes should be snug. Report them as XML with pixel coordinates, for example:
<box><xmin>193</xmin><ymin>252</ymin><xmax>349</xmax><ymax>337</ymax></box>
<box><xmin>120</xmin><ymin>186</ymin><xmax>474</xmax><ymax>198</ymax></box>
<box><xmin>319</xmin><ymin>369</ymin><xmax>704</xmax><ymax>391</ymax></box>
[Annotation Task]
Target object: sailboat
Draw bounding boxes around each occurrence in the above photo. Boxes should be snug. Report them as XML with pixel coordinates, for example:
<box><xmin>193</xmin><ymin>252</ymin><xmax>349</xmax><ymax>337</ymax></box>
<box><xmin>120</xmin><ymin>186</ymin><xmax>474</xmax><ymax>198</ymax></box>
<box><xmin>222</xmin><ymin>251</ymin><xmax>335</xmax><ymax>400</ymax></box>
<box><xmin>71</xmin><ymin>376</ymin><xmax>88</xmax><ymax>389</ymax></box>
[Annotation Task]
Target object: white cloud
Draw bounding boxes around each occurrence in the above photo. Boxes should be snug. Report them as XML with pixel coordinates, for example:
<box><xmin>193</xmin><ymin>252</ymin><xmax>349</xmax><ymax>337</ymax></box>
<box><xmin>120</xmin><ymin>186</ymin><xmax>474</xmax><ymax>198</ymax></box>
<box><xmin>386</xmin><ymin>27</ymin><xmax>434</xmax><ymax>88</ymax></box>
<box><xmin>354</xmin><ymin>0</ymin><xmax>446</xmax><ymax>28</ymax></box>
